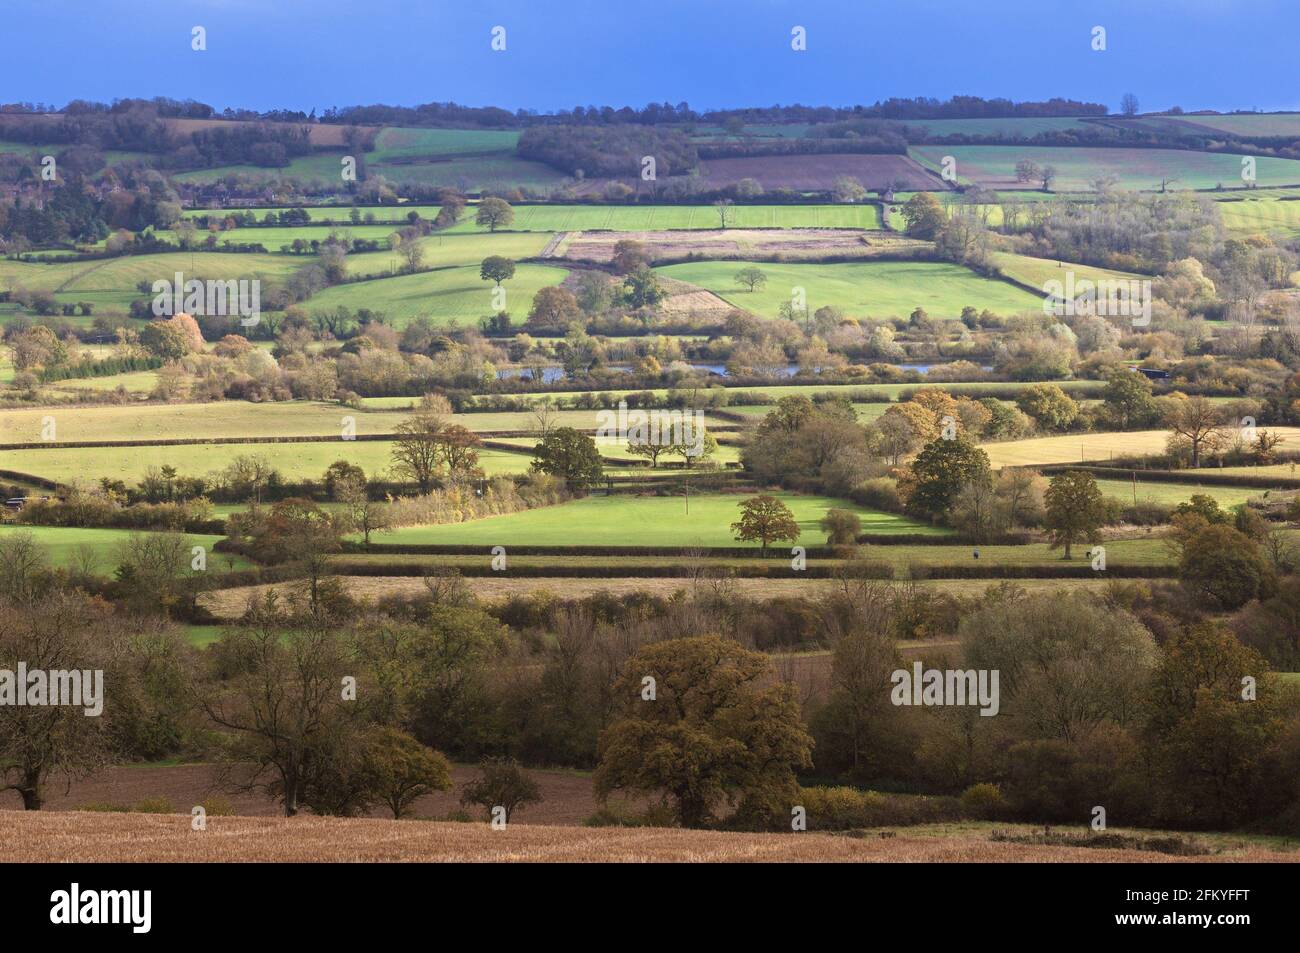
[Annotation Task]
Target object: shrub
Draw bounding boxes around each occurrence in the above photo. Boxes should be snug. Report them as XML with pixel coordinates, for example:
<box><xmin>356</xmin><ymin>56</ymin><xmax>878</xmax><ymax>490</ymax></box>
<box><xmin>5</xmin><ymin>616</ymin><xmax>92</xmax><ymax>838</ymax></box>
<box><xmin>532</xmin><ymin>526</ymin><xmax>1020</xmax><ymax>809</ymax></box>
<box><xmin>851</xmin><ymin>477</ymin><xmax>903</xmax><ymax>512</ymax></box>
<box><xmin>960</xmin><ymin>783</ymin><xmax>1008</xmax><ymax>819</ymax></box>
<box><xmin>797</xmin><ymin>785</ymin><xmax>963</xmax><ymax>830</ymax></box>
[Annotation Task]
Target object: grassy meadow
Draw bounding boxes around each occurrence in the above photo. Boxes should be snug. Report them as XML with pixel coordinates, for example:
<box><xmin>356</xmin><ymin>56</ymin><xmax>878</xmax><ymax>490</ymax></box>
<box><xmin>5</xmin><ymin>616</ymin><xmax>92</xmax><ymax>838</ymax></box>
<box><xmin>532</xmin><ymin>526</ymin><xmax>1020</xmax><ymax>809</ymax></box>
<box><xmin>367</xmin><ymin>492</ymin><xmax>946</xmax><ymax>548</ymax></box>
<box><xmin>655</xmin><ymin>260</ymin><xmax>1041</xmax><ymax>319</ymax></box>
<box><xmin>0</xmin><ymin>524</ymin><xmax>251</xmax><ymax>571</ymax></box>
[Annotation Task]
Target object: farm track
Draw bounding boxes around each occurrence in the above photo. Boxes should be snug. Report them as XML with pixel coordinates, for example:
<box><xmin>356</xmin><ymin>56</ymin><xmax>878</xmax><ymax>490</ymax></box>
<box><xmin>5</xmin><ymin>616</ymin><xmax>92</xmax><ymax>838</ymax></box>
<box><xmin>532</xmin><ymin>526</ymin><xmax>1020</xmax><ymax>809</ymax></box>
<box><xmin>538</xmin><ymin>231</ymin><xmax>568</xmax><ymax>258</ymax></box>
<box><xmin>51</xmin><ymin>257</ymin><xmax>116</xmax><ymax>293</ymax></box>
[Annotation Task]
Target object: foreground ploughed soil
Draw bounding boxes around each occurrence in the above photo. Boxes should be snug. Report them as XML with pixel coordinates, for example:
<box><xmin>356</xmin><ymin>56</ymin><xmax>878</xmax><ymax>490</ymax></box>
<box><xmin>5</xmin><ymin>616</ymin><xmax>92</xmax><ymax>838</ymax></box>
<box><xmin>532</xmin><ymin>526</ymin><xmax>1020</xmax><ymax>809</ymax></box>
<box><xmin>3</xmin><ymin>811</ymin><xmax>1296</xmax><ymax>862</ymax></box>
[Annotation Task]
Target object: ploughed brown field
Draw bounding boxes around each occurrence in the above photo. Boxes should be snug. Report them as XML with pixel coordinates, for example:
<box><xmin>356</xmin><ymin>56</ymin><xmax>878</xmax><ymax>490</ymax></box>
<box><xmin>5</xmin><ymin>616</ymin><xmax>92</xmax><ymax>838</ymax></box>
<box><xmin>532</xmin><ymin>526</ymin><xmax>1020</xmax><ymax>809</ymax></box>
<box><xmin>4</xmin><ymin>811</ymin><xmax>1296</xmax><ymax>862</ymax></box>
<box><xmin>557</xmin><ymin>228</ymin><xmax>923</xmax><ymax>264</ymax></box>
<box><xmin>198</xmin><ymin>576</ymin><xmax>1119</xmax><ymax>619</ymax></box>
<box><xmin>0</xmin><ymin>763</ymin><xmax>614</xmax><ymax>825</ymax></box>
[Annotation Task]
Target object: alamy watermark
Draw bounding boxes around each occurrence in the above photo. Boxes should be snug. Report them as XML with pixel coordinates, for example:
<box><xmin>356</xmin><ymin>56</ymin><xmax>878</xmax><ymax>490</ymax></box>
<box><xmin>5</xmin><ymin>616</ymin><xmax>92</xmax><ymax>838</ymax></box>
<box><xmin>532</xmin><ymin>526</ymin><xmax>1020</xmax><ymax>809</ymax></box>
<box><xmin>0</xmin><ymin>664</ymin><xmax>103</xmax><ymax>716</ymax></box>
<box><xmin>596</xmin><ymin>400</ymin><xmax>705</xmax><ymax>456</ymax></box>
<box><xmin>1042</xmin><ymin>272</ymin><xmax>1151</xmax><ymax>327</ymax></box>
<box><xmin>890</xmin><ymin>662</ymin><xmax>1000</xmax><ymax>716</ymax></box>
<box><xmin>152</xmin><ymin>272</ymin><xmax>261</xmax><ymax>327</ymax></box>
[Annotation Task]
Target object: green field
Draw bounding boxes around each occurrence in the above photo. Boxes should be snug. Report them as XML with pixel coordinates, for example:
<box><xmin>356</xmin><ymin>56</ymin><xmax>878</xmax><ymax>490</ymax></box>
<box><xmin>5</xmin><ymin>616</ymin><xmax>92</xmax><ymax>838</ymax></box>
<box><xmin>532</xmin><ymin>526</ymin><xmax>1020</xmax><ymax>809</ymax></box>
<box><xmin>183</xmin><ymin>205</ymin><xmax>445</xmax><ymax>224</ymax></box>
<box><xmin>0</xmin><ymin>525</ymin><xmax>250</xmax><ymax>571</ymax></box>
<box><xmin>1127</xmin><ymin>113</ymin><xmax>1300</xmax><ymax>139</ymax></box>
<box><xmin>369</xmin><ymin>492</ymin><xmax>946</xmax><ymax>548</ymax></box>
<box><xmin>0</xmin><ymin>401</ymin><xmax>736</xmax><ymax>445</ymax></box>
<box><xmin>442</xmin><ymin>203</ymin><xmax>882</xmax><ymax>233</ymax></box>
<box><xmin>184</xmin><ymin>624</ymin><xmax>231</xmax><ymax>647</ymax></box>
<box><xmin>1217</xmin><ymin>194</ymin><xmax>1300</xmax><ymax>238</ymax></box>
<box><xmin>1093</xmin><ymin>478</ymin><xmax>1265</xmax><ymax>508</ymax></box>
<box><xmin>911</xmin><ymin>145</ymin><xmax>1300</xmax><ymax>192</ymax></box>
<box><xmin>991</xmin><ymin>253</ymin><xmax>1149</xmax><ymax>290</ymax></box>
<box><xmin>0</xmin><ymin>252</ymin><xmax>302</xmax><ymax>317</ymax></box>
<box><xmin>304</xmin><ymin>261</ymin><xmax>568</xmax><ymax>326</ymax></box>
<box><xmin>465</xmin><ymin>379</ymin><xmax>1106</xmax><ymax>408</ymax></box>
<box><xmin>1</xmin><ymin>441</ymin><xmax>533</xmax><ymax>484</ymax></box>
<box><xmin>656</xmin><ymin>260</ymin><xmax>1041</xmax><ymax>319</ymax></box>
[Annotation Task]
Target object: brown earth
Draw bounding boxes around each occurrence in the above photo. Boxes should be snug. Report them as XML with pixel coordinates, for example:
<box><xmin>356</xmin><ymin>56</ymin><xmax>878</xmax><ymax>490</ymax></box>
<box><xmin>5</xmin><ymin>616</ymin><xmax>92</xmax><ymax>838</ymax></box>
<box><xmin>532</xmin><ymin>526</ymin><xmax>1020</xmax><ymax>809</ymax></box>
<box><xmin>2</xmin><ymin>811</ymin><xmax>1293</xmax><ymax>862</ymax></box>
<box><xmin>0</xmin><ymin>762</ymin><xmax>614</xmax><ymax>826</ymax></box>
<box><xmin>199</xmin><ymin>575</ymin><xmax>1117</xmax><ymax>620</ymax></box>
<box><xmin>559</xmin><ymin>228</ymin><xmax>925</xmax><ymax>265</ymax></box>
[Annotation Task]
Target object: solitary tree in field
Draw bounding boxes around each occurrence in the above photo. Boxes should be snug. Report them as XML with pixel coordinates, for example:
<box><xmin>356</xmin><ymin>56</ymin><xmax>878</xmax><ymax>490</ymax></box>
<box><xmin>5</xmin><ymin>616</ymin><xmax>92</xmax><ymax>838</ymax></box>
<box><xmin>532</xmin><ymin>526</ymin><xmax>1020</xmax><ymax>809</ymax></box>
<box><xmin>732</xmin><ymin>494</ymin><xmax>800</xmax><ymax>554</ymax></box>
<box><xmin>610</xmin><ymin>239</ymin><xmax>650</xmax><ymax>275</ymax></box>
<box><xmin>1038</xmin><ymin>165</ymin><xmax>1057</xmax><ymax>191</ymax></box>
<box><xmin>734</xmin><ymin>266</ymin><xmax>767</xmax><ymax>293</ymax></box>
<box><xmin>203</xmin><ymin>611</ymin><xmax>355</xmax><ymax>817</ymax></box>
<box><xmin>627</xmin><ymin>436</ymin><xmax>672</xmax><ymax>468</ymax></box>
<box><xmin>1161</xmin><ymin>395</ymin><xmax>1227</xmax><ymax>468</ymax></box>
<box><xmin>1014</xmin><ymin>159</ymin><xmax>1042</xmax><ymax>185</ymax></box>
<box><xmin>433</xmin><ymin>423</ymin><xmax>483</xmax><ymax>476</ymax></box>
<box><xmin>398</xmin><ymin>238</ymin><xmax>424</xmax><ymax>273</ymax></box>
<box><xmin>460</xmin><ymin>757</ymin><xmax>542</xmax><ymax>823</ymax></box>
<box><xmin>475</xmin><ymin>197</ymin><xmax>514</xmax><ymax>232</ymax></box>
<box><xmin>531</xmin><ymin>426</ymin><xmax>604</xmax><ymax>489</ymax></box>
<box><xmin>714</xmin><ymin>198</ymin><xmax>733</xmax><ymax>229</ymax></box>
<box><xmin>479</xmin><ymin>255</ymin><xmax>516</xmax><ymax>286</ymax></box>
<box><xmin>832</xmin><ymin>175</ymin><xmax>867</xmax><ymax>204</ymax></box>
<box><xmin>0</xmin><ymin>592</ymin><xmax>113</xmax><ymax>809</ymax></box>
<box><xmin>336</xmin><ymin>473</ymin><xmax>392</xmax><ymax>547</ymax></box>
<box><xmin>821</xmin><ymin>508</ymin><xmax>862</xmax><ymax>546</ymax></box>
<box><xmin>595</xmin><ymin>636</ymin><xmax>813</xmax><ymax>828</ymax></box>
<box><xmin>1120</xmin><ymin>93</ymin><xmax>1140</xmax><ymax>117</ymax></box>
<box><xmin>1044</xmin><ymin>470</ymin><xmax>1107</xmax><ymax>560</ymax></box>
<box><xmin>365</xmin><ymin>726</ymin><xmax>453</xmax><ymax>819</ymax></box>
<box><xmin>390</xmin><ymin>411</ymin><xmax>447</xmax><ymax>493</ymax></box>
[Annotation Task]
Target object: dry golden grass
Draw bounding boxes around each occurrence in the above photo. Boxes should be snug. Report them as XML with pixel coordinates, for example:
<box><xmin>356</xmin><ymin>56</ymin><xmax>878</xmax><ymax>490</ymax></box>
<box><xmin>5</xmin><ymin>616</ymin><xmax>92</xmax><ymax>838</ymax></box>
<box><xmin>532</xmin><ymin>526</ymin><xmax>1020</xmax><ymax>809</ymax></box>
<box><xmin>982</xmin><ymin>427</ymin><xmax>1300</xmax><ymax>469</ymax></box>
<box><xmin>2</xmin><ymin>811</ymin><xmax>1293</xmax><ymax>863</ymax></box>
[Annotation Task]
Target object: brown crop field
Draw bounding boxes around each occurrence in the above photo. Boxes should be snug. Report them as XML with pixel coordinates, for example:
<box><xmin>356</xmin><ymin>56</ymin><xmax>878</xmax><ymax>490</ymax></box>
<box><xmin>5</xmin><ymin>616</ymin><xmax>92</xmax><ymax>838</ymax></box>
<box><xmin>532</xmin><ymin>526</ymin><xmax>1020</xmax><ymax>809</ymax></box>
<box><xmin>3</xmin><ymin>811</ymin><xmax>1293</xmax><ymax>862</ymax></box>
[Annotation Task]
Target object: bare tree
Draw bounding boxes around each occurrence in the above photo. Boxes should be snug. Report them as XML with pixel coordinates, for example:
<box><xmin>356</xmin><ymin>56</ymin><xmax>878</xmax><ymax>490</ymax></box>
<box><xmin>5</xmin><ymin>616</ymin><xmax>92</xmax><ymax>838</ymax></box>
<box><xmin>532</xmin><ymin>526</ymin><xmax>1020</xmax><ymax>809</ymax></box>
<box><xmin>529</xmin><ymin>399</ymin><xmax>559</xmax><ymax>438</ymax></box>
<box><xmin>0</xmin><ymin>593</ymin><xmax>114</xmax><ymax>809</ymax></box>
<box><xmin>713</xmin><ymin>198</ymin><xmax>733</xmax><ymax>229</ymax></box>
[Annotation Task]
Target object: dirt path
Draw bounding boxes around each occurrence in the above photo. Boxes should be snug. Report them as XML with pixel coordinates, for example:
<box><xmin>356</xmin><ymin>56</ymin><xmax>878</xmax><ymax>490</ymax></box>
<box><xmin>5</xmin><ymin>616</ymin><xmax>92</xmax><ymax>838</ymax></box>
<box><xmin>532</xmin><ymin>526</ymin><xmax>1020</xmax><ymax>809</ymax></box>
<box><xmin>538</xmin><ymin>231</ymin><xmax>568</xmax><ymax>258</ymax></box>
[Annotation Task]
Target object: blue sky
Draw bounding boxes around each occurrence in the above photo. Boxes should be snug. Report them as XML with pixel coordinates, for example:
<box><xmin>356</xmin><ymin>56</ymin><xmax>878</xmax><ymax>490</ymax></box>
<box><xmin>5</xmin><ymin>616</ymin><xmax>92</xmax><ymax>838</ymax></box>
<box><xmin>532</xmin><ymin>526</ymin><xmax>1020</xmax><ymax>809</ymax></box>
<box><xmin>2</xmin><ymin>0</ymin><xmax>1295</xmax><ymax>115</ymax></box>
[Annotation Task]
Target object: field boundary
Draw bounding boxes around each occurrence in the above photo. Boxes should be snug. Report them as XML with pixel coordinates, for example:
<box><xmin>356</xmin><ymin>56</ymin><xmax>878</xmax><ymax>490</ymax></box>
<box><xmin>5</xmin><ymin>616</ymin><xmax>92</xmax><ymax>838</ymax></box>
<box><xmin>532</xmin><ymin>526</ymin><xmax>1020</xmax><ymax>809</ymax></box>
<box><xmin>1039</xmin><ymin>463</ymin><xmax>1300</xmax><ymax>489</ymax></box>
